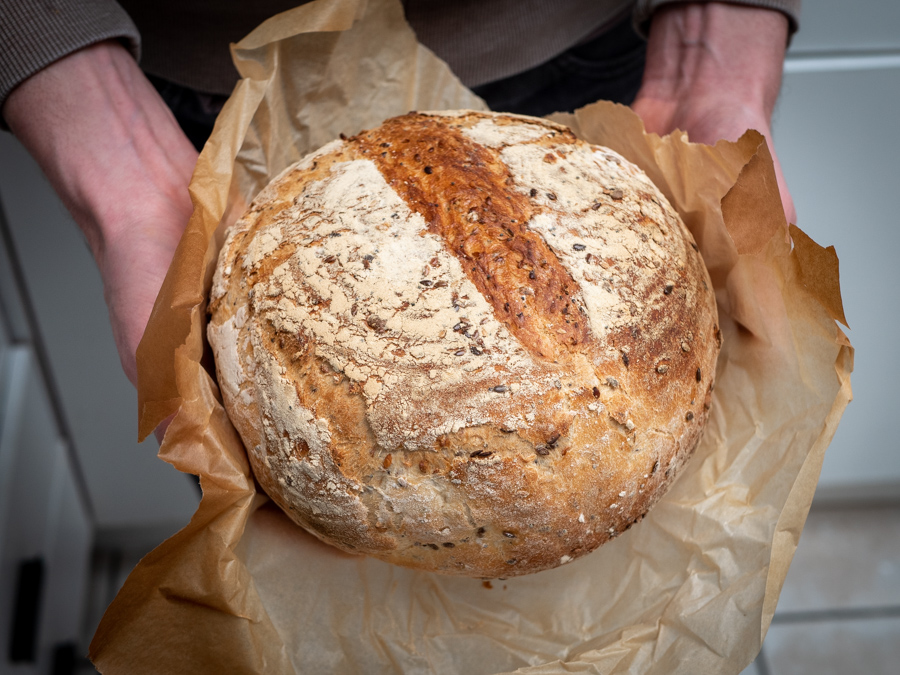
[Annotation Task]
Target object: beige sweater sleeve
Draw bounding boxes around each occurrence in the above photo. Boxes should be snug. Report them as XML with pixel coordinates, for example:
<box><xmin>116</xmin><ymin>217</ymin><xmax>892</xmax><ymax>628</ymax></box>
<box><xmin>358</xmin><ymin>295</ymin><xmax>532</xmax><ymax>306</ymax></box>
<box><xmin>633</xmin><ymin>0</ymin><xmax>802</xmax><ymax>37</ymax></box>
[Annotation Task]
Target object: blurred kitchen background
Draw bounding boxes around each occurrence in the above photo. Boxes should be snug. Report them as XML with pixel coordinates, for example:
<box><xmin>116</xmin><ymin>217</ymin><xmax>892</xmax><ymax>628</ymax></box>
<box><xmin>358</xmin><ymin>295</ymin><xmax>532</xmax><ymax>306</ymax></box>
<box><xmin>1</xmin><ymin>1</ymin><xmax>899</xmax><ymax>673</ymax></box>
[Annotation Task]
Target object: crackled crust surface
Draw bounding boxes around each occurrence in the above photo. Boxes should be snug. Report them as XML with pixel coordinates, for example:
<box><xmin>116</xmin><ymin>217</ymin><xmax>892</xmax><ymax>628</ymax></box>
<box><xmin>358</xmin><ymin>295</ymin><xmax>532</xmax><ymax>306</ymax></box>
<box><xmin>207</xmin><ymin>111</ymin><xmax>720</xmax><ymax>577</ymax></box>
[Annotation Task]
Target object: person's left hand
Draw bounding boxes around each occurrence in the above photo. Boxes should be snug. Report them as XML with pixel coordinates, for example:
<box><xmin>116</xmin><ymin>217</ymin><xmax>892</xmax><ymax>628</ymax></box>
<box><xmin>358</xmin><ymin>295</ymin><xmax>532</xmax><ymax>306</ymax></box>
<box><xmin>631</xmin><ymin>2</ymin><xmax>796</xmax><ymax>225</ymax></box>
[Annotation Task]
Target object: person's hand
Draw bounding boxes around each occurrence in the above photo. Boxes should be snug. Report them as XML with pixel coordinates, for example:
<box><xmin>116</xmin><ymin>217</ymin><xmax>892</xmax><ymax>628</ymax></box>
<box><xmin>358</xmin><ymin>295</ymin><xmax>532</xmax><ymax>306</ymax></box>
<box><xmin>631</xmin><ymin>2</ymin><xmax>796</xmax><ymax>225</ymax></box>
<box><xmin>3</xmin><ymin>41</ymin><xmax>198</xmax><ymax>387</ymax></box>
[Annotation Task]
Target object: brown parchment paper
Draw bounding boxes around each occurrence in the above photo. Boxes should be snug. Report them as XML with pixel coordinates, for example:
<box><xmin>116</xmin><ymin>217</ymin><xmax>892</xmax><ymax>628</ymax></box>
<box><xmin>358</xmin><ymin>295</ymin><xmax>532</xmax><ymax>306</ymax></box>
<box><xmin>90</xmin><ymin>0</ymin><xmax>853</xmax><ymax>673</ymax></box>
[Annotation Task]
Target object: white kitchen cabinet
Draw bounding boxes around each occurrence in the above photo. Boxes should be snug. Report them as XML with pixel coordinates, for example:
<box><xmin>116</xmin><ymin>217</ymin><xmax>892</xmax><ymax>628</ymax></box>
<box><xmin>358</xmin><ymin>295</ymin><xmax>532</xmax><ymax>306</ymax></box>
<box><xmin>0</xmin><ymin>345</ymin><xmax>92</xmax><ymax>673</ymax></box>
<box><xmin>773</xmin><ymin>2</ymin><xmax>900</xmax><ymax>499</ymax></box>
<box><xmin>774</xmin><ymin>66</ymin><xmax>900</xmax><ymax>498</ymax></box>
<box><xmin>0</xmin><ymin>131</ymin><xmax>195</xmax><ymax>671</ymax></box>
<box><xmin>789</xmin><ymin>0</ymin><xmax>900</xmax><ymax>55</ymax></box>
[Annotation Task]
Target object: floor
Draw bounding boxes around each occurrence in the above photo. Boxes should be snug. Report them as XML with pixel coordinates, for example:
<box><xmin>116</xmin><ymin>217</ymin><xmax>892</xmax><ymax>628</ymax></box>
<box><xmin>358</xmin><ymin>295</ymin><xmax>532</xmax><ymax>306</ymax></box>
<box><xmin>740</xmin><ymin>503</ymin><xmax>900</xmax><ymax>675</ymax></box>
<box><xmin>79</xmin><ymin>503</ymin><xmax>900</xmax><ymax>674</ymax></box>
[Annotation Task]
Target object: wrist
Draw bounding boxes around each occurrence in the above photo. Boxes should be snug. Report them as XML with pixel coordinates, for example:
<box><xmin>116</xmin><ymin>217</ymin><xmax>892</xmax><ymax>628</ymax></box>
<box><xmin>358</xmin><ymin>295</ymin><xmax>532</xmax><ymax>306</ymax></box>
<box><xmin>640</xmin><ymin>2</ymin><xmax>789</xmax><ymax>117</ymax></box>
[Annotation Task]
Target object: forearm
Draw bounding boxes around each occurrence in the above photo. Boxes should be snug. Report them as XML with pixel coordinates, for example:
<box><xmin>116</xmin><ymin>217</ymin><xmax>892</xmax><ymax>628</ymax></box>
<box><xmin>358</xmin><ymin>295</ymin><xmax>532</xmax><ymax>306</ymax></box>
<box><xmin>2</xmin><ymin>41</ymin><xmax>196</xmax><ymax>263</ymax></box>
<box><xmin>632</xmin><ymin>2</ymin><xmax>795</xmax><ymax>222</ymax></box>
<box><xmin>2</xmin><ymin>41</ymin><xmax>198</xmax><ymax>385</ymax></box>
<box><xmin>639</xmin><ymin>2</ymin><xmax>788</xmax><ymax>132</ymax></box>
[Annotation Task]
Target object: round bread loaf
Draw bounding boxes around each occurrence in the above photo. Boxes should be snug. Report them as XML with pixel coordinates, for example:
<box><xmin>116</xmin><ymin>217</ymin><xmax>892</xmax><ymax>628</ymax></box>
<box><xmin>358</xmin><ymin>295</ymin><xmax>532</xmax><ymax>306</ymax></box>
<box><xmin>207</xmin><ymin>110</ymin><xmax>720</xmax><ymax>577</ymax></box>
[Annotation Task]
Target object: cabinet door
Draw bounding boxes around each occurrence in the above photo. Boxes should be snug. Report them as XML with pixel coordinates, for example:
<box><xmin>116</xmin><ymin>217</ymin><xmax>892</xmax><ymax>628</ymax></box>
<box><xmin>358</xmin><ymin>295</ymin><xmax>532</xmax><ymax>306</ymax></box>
<box><xmin>0</xmin><ymin>348</ymin><xmax>92</xmax><ymax>673</ymax></box>
<box><xmin>775</xmin><ymin>64</ymin><xmax>900</xmax><ymax>498</ymax></box>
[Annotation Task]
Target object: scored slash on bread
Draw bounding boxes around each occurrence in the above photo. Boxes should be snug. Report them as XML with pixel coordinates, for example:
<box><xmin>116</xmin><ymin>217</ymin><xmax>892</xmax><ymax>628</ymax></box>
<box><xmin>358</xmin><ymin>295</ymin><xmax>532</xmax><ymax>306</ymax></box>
<box><xmin>207</xmin><ymin>110</ymin><xmax>720</xmax><ymax>577</ymax></box>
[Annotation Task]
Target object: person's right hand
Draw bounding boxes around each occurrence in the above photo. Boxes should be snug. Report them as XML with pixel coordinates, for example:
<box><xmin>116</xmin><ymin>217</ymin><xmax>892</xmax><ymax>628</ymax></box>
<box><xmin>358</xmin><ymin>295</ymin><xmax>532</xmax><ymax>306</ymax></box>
<box><xmin>3</xmin><ymin>41</ymin><xmax>198</xmax><ymax>388</ymax></box>
<box><xmin>631</xmin><ymin>2</ymin><xmax>796</xmax><ymax>225</ymax></box>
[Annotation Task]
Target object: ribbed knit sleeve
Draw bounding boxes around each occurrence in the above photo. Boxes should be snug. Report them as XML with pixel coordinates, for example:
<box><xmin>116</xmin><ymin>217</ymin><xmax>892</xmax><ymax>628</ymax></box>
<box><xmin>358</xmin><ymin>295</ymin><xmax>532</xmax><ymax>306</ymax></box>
<box><xmin>0</xmin><ymin>0</ymin><xmax>140</xmax><ymax>112</ymax></box>
<box><xmin>633</xmin><ymin>0</ymin><xmax>802</xmax><ymax>37</ymax></box>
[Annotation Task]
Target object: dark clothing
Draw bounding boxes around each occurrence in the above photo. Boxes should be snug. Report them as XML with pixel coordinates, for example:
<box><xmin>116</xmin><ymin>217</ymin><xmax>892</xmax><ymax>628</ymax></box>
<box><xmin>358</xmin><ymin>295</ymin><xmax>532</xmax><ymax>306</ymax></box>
<box><xmin>472</xmin><ymin>14</ymin><xmax>648</xmax><ymax>118</ymax></box>
<box><xmin>152</xmin><ymin>11</ymin><xmax>647</xmax><ymax>152</ymax></box>
<box><xmin>0</xmin><ymin>0</ymin><xmax>802</xmax><ymax>112</ymax></box>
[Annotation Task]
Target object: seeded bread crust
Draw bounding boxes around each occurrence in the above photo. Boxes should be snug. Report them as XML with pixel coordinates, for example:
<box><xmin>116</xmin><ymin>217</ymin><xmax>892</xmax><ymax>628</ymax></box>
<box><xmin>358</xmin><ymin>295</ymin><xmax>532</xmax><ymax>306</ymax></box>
<box><xmin>207</xmin><ymin>111</ymin><xmax>720</xmax><ymax>577</ymax></box>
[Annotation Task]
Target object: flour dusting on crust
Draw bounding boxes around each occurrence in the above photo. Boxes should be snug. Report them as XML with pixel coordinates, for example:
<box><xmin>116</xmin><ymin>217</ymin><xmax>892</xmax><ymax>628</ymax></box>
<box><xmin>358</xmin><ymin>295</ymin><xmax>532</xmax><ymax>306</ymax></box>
<box><xmin>207</xmin><ymin>110</ymin><xmax>720</xmax><ymax>577</ymax></box>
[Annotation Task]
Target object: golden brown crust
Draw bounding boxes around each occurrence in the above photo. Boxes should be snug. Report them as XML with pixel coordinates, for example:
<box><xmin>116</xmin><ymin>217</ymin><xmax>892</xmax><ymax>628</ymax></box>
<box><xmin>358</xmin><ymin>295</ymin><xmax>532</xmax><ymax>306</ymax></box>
<box><xmin>355</xmin><ymin>114</ymin><xmax>588</xmax><ymax>360</ymax></box>
<box><xmin>207</xmin><ymin>111</ymin><xmax>719</xmax><ymax>577</ymax></box>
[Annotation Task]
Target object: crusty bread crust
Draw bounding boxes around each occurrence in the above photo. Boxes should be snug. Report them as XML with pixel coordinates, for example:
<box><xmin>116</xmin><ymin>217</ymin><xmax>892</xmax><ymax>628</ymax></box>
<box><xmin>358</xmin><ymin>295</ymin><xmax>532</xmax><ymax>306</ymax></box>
<box><xmin>207</xmin><ymin>111</ymin><xmax>720</xmax><ymax>577</ymax></box>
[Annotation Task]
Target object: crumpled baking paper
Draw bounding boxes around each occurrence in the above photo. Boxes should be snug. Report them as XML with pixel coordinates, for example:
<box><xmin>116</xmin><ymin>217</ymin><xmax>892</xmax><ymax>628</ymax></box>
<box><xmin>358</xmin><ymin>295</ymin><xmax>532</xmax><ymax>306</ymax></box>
<box><xmin>90</xmin><ymin>0</ymin><xmax>852</xmax><ymax>673</ymax></box>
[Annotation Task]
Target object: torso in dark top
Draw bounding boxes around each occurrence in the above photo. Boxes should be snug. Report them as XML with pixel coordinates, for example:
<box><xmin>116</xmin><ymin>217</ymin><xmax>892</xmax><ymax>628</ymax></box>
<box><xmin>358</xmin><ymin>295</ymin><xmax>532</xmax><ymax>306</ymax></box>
<box><xmin>118</xmin><ymin>0</ymin><xmax>635</xmax><ymax>94</ymax></box>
